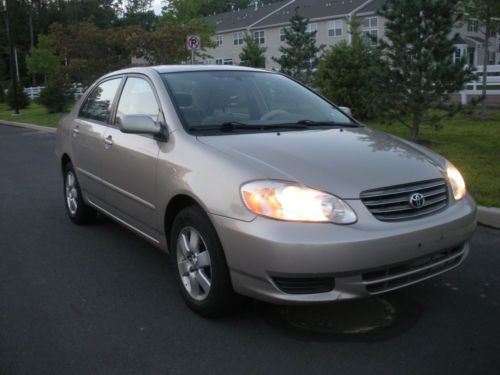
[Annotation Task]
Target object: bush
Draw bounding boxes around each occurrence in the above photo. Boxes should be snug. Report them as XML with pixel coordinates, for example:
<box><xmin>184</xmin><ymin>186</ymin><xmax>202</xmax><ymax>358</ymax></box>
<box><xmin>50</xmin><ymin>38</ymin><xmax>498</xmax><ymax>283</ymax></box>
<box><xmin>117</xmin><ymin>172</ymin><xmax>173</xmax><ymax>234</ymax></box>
<box><xmin>6</xmin><ymin>82</ymin><xmax>30</xmax><ymax>109</ymax></box>
<box><xmin>38</xmin><ymin>78</ymin><xmax>70</xmax><ymax>113</ymax></box>
<box><xmin>316</xmin><ymin>39</ymin><xmax>379</xmax><ymax>120</ymax></box>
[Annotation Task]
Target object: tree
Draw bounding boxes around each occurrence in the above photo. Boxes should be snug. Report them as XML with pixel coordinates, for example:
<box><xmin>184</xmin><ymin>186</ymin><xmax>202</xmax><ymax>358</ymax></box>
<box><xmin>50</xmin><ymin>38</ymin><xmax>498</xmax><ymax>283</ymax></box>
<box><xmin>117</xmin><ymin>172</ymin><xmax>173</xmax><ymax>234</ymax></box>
<box><xmin>158</xmin><ymin>0</ymin><xmax>216</xmax><ymax>62</ymax></box>
<box><xmin>272</xmin><ymin>8</ymin><xmax>322</xmax><ymax>84</ymax></box>
<box><xmin>26</xmin><ymin>35</ymin><xmax>60</xmax><ymax>83</ymax></box>
<box><xmin>239</xmin><ymin>33</ymin><xmax>266</xmax><ymax>68</ymax></box>
<box><xmin>462</xmin><ymin>0</ymin><xmax>500</xmax><ymax>117</ymax></box>
<box><xmin>164</xmin><ymin>0</ymin><xmax>252</xmax><ymax>17</ymax></box>
<box><xmin>374</xmin><ymin>0</ymin><xmax>476</xmax><ymax>141</ymax></box>
<box><xmin>49</xmin><ymin>21</ymin><xmax>141</xmax><ymax>85</ymax></box>
<box><xmin>38</xmin><ymin>76</ymin><xmax>70</xmax><ymax>113</ymax></box>
<box><xmin>316</xmin><ymin>20</ymin><xmax>379</xmax><ymax>119</ymax></box>
<box><xmin>133</xmin><ymin>21</ymin><xmax>192</xmax><ymax>64</ymax></box>
<box><xmin>6</xmin><ymin>81</ymin><xmax>30</xmax><ymax>109</ymax></box>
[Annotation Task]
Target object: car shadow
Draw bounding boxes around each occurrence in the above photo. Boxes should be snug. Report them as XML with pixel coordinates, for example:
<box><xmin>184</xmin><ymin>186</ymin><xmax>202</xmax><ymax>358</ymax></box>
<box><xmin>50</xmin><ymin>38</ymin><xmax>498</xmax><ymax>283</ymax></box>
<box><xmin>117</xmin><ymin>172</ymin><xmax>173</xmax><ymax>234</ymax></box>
<box><xmin>257</xmin><ymin>292</ymin><xmax>424</xmax><ymax>342</ymax></box>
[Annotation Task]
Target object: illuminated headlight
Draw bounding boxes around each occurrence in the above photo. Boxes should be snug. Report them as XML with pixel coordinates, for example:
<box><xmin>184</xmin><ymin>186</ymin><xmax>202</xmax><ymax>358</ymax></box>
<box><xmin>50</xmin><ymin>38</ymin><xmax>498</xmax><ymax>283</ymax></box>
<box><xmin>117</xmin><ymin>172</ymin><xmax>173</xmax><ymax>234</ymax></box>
<box><xmin>240</xmin><ymin>180</ymin><xmax>357</xmax><ymax>224</ymax></box>
<box><xmin>446</xmin><ymin>163</ymin><xmax>466</xmax><ymax>200</ymax></box>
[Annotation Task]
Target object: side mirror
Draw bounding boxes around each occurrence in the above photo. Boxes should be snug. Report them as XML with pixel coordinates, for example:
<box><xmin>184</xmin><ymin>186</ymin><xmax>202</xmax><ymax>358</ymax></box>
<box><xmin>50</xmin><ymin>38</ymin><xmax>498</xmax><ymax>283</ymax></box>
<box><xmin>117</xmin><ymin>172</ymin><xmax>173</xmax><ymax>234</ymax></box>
<box><xmin>119</xmin><ymin>114</ymin><xmax>161</xmax><ymax>135</ymax></box>
<box><xmin>338</xmin><ymin>106</ymin><xmax>352</xmax><ymax>116</ymax></box>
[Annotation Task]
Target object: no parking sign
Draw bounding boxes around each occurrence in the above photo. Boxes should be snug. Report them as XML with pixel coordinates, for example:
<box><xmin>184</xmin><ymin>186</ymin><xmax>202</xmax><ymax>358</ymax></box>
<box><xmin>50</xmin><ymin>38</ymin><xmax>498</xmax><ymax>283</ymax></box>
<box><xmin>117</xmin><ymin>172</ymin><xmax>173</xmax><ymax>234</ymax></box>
<box><xmin>186</xmin><ymin>35</ymin><xmax>201</xmax><ymax>50</ymax></box>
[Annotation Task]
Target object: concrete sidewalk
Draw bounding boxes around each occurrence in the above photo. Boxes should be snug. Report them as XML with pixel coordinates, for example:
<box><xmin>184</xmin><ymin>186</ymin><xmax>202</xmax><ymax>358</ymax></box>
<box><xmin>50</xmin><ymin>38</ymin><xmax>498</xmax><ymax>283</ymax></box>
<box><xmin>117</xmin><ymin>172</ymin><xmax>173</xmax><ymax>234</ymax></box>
<box><xmin>1</xmin><ymin>119</ymin><xmax>499</xmax><ymax>229</ymax></box>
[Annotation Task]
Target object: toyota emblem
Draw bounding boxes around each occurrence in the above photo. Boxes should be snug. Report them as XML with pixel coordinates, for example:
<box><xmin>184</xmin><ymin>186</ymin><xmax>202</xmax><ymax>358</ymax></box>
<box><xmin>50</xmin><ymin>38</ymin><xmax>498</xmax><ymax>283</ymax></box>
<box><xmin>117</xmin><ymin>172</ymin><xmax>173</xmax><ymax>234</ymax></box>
<box><xmin>409</xmin><ymin>193</ymin><xmax>425</xmax><ymax>209</ymax></box>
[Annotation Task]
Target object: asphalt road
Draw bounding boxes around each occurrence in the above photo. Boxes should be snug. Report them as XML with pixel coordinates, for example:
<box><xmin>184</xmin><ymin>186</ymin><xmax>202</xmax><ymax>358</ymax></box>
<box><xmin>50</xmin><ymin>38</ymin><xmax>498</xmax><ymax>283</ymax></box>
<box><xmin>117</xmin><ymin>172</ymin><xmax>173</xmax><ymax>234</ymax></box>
<box><xmin>1</xmin><ymin>124</ymin><xmax>499</xmax><ymax>375</ymax></box>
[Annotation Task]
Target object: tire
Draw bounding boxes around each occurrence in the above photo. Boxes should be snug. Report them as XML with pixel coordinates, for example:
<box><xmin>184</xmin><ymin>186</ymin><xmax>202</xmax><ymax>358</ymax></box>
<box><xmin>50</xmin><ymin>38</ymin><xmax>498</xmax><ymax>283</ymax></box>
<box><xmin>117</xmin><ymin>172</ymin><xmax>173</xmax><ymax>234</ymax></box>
<box><xmin>63</xmin><ymin>162</ymin><xmax>97</xmax><ymax>225</ymax></box>
<box><xmin>170</xmin><ymin>205</ymin><xmax>240</xmax><ymax>318</ymax></box>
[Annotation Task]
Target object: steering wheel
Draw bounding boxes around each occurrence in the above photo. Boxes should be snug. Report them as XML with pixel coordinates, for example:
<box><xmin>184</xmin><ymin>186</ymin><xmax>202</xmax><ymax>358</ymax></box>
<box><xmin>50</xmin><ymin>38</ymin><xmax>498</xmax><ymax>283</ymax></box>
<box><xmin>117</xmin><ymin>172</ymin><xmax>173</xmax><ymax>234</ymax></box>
<box><xmin>260</xmin><ymin>109</ymin><xmax>290</xmax><ymax>121</ymax></box>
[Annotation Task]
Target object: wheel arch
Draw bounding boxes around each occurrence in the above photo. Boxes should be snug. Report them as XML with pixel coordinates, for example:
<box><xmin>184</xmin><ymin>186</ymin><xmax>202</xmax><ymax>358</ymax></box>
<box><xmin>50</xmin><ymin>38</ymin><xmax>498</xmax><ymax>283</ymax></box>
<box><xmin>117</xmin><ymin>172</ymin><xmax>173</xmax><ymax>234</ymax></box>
<box><xmin>164</xmin><ymin>194</ymin><xmax>206</xmax><ymax>245</ymax></box>
<box><xmin>61</xmin><ymin>153</ymin><xmax>71</xmax><ymax>173</ymax></box>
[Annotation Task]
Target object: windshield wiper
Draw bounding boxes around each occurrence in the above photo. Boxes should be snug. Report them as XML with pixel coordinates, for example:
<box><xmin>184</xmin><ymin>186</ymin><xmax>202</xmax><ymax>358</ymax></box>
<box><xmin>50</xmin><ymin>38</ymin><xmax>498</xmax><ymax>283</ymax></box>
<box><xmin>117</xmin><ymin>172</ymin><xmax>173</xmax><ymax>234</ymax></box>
<box><xmin>188</xmin><ymin>122</ymin><xmax>309</xmax><ymax>133</ymax></box>
<box><xmin>188</xmin><ymin>120</ymin><xmax>360</xmax><ymax>133</ymax></box>
<box><xmin>295</xmin><ymin>120</ymin><xmax>360</xmax><ymax>128</ymax></box>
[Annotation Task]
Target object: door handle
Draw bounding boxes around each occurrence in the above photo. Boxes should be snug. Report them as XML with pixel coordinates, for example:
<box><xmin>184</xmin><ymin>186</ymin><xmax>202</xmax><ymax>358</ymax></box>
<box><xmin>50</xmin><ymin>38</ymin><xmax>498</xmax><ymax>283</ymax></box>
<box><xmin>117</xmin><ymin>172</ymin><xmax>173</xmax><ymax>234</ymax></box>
<box><xmin>104</xmin><ymin>135</ymin><xmax>113</xmax><ymax>146</ymax></box>
<box><xmin>72</xmin><ymin>127</ymin><xmax>80</xmax><ymax>135</ymax></box>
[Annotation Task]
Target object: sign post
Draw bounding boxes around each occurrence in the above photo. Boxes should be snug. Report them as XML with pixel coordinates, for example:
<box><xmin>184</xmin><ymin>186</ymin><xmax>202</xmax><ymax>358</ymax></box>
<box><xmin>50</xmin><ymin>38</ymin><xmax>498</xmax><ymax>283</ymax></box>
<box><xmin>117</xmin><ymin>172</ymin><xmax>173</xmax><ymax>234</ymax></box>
<box><xmin>186</xmin><ymin>35</ymin><xmax>201</xmax><ymax>64</ymax></box>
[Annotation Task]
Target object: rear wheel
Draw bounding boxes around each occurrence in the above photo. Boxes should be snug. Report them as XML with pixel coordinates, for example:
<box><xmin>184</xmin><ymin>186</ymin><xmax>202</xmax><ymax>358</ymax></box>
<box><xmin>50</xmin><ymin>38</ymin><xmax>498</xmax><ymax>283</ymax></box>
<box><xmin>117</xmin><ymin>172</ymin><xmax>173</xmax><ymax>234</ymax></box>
<box><xmin>171</xmin><ymin>205</ymin><xmax>240</xmax><ymax>318</ymax></box>
<box><xmin>63</xmin><ymin>162</ymin><xmax>97</xmax><ymax>225</ymax></box>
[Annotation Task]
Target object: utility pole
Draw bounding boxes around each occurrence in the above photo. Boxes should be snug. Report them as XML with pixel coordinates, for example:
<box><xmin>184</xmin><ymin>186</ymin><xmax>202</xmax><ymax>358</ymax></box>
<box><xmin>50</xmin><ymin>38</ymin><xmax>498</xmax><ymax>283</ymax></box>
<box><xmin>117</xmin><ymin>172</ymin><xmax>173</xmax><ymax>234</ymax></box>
<box><xmin>4</xmin><ymin>0</ymin><xmax>19</xmax><ymax>114</ymax></box>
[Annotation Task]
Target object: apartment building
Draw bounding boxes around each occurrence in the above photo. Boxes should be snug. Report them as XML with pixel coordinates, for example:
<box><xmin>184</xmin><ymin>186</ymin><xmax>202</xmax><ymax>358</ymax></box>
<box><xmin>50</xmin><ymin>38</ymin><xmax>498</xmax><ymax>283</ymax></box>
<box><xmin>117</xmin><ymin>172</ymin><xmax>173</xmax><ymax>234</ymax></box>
<box><xmin>204</xmin><ymin>0</ymin><xmax>500</xmax><ymax>70</ymax></box>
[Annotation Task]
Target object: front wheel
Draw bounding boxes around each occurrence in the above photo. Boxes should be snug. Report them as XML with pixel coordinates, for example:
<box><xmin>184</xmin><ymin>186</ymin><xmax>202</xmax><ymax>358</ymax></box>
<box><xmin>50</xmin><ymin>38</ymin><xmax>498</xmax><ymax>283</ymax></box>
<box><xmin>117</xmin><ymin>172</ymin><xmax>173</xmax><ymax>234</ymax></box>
<box><xmin>63</xmin><ymin>162</ymin><xmax>97</xmax><ymax>225</ymax></box>
<box><xmin>170</xmin><ymin>205</ymin><xmax>240</xmax><ymax>318</ymax></box>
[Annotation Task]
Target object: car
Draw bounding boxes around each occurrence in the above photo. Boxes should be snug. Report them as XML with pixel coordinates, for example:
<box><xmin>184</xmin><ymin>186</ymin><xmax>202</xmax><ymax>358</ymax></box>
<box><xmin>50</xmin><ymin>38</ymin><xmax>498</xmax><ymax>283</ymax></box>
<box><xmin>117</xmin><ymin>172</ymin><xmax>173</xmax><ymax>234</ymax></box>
<box><xmin>55</xmin><ymin>65</ymin><xmax>477</xmax><ymax>317</ymax></box>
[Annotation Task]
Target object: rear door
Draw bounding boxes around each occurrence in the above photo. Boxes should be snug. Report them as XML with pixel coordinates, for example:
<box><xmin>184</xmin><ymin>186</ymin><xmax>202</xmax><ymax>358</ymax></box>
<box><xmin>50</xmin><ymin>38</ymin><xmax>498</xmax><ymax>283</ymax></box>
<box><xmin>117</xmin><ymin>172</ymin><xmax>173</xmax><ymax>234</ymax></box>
<box><xmin>101</xmin><ymin>75</ymin><xmax>162</xmax><ymax>238</ymax></box>
<box><xmin>72</xmin><ymin>77</ymin><xmax>122</xmax><ymax>203</ymax></box>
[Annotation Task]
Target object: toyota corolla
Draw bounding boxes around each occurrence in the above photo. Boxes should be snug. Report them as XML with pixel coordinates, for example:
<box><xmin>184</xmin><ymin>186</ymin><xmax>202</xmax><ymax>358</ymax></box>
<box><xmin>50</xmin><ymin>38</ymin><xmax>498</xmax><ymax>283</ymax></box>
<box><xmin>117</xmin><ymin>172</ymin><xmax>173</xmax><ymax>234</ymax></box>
<box><xmin>55</xmin><ymin>65</ymin><xmax>477</xmax><ymax>317</ymax></box>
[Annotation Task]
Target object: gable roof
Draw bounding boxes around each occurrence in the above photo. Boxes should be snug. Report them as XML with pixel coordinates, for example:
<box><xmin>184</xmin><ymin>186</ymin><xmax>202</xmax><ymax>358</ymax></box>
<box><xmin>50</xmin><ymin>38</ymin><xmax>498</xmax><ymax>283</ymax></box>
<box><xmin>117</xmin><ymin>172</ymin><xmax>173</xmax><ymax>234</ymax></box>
<box><xmin>206</xmin><ymin>0</ymin><xmax>380</xmax><ymax>33</ymax></box>
<box><xmin>205</xmin><ymin>0</ymin><xmax>293</xmax><ymax>33</ymax></box>
<box><xmin>356</xmin><ymin>0</ymin><xmax>384</xmax><ymax>14</ymax></box>
<box><xmin>252</xmin><ymin>0</ymin><xmax>374</xmax><ymax>29</ymax></box>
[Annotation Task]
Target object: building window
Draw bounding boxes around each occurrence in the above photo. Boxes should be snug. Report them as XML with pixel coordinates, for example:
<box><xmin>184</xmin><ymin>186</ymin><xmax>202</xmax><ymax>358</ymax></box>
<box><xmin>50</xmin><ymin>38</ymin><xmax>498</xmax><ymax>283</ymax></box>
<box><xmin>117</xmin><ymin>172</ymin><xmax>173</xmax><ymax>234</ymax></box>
<box><xmin>203</xmin><ymin>59</ymin><xmax>214</xmax><ymax>65</ymax></box>
<box><xmin>280</xmin><ymin>27</ymin><xmax>290</xmax><ymax>41</ymax></box>
<box><xmin>215</xmin><ymin>58</ymin><xmax>223</xmax><ymax>65</ymax></box>
<box><xmin>488</xmin><ymin>51</ymin><xmax>495</xmax><ymax>65</ymax></box>
<box><xmin>362</xmin><ymin>16</ymin><xmax>377</xmax><ymax>29</ymax></box>
<box><xmin>453</xmin><ymin>47</ymin><xmax>466</xmax><ymax>63</ymax></box>
<box><xmin>216</xmin><ymin>35</ymin><xmax>223</xmax><ymax>47</ymax></box>
<box><xmin>362</xmin><ymin>17</ymin><xmax>378</xmax><ymax>44</ymax></box>
<box><xmin>234</xmin><ymin>32</ymin><xmax>243</xmax><ymax>45</ymax></box>
<box><xmin>467</xmin><ymin>19</ymin><xmax>479</xmax><ymax>33</ymax></box>
<box><xmin>328</xmin><ymin>19</ymin><xmax>343</xmax><ymax>37</ymax></box>
<box><xmin>223</xmin><ymin>58</ymin><xmax>233</xmax><ymax>65</ymax></box>
<box><xmin>306</xmin><ymin>23</ymin><xmax>317</xmax><ymax>34</ymax></box>
<box><xmin>253</xmin><ymin>30</ymin><xmax>265</xmax><ymax>44</ymax></box>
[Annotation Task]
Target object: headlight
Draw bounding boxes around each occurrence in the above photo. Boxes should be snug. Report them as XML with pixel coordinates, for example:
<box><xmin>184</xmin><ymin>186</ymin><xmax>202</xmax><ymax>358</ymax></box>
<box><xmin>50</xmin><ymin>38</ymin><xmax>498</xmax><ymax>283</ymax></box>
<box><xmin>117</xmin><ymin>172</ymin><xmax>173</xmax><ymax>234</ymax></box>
<box><xmin>446</xmin><ymin>163</ymin><xmax>466</xmax><ymax>200</ymax></box>
<box><xmin>240</xmin><ymin>180</ymin><xmax>357</xmax><ymax>224</ymax></box>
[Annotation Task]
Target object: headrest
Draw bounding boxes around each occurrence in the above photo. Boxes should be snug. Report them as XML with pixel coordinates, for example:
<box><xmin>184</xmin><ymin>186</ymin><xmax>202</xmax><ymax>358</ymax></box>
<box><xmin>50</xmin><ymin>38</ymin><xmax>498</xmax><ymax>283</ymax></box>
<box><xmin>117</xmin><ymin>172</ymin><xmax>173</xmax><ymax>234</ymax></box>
<box><xmin>176</xmin><ymin>93</ymin><xmax>193</xmax><ymax>107</ymax></box>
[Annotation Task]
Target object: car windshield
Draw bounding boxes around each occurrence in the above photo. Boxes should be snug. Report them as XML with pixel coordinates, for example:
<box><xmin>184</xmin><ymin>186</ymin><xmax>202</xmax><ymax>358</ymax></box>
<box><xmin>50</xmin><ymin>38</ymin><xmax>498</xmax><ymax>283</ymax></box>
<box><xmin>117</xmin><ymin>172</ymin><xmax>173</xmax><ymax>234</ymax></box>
<box><xmin>161</xmin><ymin>70</ymin><xmax>355</xmax><ymax>133</ymax></box>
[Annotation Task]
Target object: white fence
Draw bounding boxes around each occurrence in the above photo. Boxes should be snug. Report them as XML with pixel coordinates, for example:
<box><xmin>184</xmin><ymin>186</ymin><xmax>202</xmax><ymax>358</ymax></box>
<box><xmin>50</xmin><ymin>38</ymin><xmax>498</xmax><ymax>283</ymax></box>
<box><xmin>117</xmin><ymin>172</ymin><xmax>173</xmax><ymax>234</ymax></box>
<box><xmin>22</xmin><ymin>85</ymin><xmax>86</xmax><ymax>101</ymax></box>
<box><xmin>24</xmin><ymin>86</ymin><xmax>45</xmax><ymax>100</ymax></box>
<box><xmin>460</xmin><ymin>65</ymin><xmax>500</xmax><ymax>104</ymax></box>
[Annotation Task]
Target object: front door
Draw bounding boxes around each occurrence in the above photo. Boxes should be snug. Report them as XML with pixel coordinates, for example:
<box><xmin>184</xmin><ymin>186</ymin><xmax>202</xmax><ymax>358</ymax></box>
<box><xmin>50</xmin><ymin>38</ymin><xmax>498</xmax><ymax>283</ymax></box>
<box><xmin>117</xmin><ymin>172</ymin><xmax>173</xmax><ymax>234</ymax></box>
<box><xmin>101</xmin><ymin>76</ymin><xmax>162</xmax><ymax>238</ymax></box>
<box><xmin>72</xmin><ymin>77</ymin><xmax>122</xmax><ymax>203</ymax></box>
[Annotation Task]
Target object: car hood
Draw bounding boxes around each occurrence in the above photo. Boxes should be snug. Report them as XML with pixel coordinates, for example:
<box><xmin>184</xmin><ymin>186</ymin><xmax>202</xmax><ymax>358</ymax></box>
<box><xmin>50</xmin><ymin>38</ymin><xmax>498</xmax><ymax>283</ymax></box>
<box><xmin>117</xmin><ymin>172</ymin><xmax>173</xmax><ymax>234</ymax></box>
<box><xmin>197</xmin><ymin>127</ymin><xmax>446</xmax><ymax>199</ymax></box>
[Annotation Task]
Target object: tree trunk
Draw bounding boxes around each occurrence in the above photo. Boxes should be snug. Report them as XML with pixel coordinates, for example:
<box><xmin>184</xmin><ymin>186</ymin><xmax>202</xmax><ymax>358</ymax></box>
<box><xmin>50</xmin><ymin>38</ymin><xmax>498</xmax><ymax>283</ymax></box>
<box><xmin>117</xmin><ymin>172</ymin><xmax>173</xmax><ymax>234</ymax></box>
<box><xmin>481</xmin><ymin>7</ymin><xmax>490</xmax><ymax>119</ymax></box>
<box><xmin>411</xmin><ymin>111</ymin><xmax>421</xmax><ymax>141</ymax></box>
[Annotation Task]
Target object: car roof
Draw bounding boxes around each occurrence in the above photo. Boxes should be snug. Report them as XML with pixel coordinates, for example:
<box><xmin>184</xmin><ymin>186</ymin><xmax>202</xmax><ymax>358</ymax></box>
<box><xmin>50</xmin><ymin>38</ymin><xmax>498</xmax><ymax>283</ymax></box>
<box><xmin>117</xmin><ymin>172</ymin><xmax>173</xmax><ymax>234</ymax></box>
<box><xmin>107</xmin><ymin>64</ymin><xmax>271</xmax><ymax>77</ymax></box>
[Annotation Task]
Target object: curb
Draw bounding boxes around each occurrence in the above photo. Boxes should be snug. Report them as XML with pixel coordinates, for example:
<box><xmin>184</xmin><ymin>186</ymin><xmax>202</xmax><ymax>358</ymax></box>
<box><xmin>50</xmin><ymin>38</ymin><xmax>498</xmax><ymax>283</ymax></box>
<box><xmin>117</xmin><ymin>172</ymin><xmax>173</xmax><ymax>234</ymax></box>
<box><xmin>1</xmin><ymin>118</ymin><xmax>499</xmax><ymax>230</ymax></box>
<box><xmin>477</xmin><ymin>206</ymin><xmax>500</xmax><ymax>229</ymax></box>
<box><xmin>0</xmin><ymin>119</ymin><xmax>56</xmax><ymax>133</ymax></box>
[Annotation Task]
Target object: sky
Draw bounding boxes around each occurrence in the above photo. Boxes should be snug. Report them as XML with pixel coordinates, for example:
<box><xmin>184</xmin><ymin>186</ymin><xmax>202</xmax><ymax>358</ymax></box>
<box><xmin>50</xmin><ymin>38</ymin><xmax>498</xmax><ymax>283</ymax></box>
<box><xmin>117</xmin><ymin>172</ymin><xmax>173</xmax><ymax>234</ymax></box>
<box><xmin>151</xmin><ymin>0</ymin><xmax>163</xmax><ymax>15</ymax></box>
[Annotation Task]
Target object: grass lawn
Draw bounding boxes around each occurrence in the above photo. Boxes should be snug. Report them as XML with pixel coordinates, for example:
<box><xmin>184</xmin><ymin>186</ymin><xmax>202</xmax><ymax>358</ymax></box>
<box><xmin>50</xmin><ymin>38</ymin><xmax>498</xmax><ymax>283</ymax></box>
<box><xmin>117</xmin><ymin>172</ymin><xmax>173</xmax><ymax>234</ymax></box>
<box><xmin>368</xmin><ymin>112</ymin><xmax>500</xmax><ymax>207</ymax></box>
<box><xmin>0</xmin><ymin>103</ymin><xmax>68</xmax><ymax>128</ymax></box>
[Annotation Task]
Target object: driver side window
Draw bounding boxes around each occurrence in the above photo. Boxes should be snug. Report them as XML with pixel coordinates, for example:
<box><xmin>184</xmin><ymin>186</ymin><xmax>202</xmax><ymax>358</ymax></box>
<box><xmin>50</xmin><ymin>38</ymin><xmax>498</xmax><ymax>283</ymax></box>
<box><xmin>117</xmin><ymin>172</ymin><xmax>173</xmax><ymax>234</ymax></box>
<box><xmin>79</xmin><ymin>78</ymin><xmax>121</xmax><ymax>123</ymax></box>
<box><xmin>115</xmin><ymin>77</ymin><xmax>160</xmax><ymax>127</ymax></box>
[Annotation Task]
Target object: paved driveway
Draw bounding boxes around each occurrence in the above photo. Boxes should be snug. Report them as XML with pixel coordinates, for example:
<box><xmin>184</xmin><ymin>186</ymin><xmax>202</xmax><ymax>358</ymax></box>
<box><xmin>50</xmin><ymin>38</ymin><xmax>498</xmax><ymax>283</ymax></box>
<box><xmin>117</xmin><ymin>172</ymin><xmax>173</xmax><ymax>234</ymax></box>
<box><xmin>1</xmin><ymin>124</ymin><xmax>499</xmax><ymax>374</ymax></box>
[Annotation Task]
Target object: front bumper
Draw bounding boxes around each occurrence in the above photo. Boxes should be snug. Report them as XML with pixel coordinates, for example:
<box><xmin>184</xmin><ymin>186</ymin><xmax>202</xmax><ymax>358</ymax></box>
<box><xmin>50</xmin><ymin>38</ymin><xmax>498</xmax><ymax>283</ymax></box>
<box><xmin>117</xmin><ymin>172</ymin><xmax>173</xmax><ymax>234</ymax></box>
<box><xmin>210</xmin><ymin>195</ymin><xmax>477</xmax><ymax>304</ymax></box>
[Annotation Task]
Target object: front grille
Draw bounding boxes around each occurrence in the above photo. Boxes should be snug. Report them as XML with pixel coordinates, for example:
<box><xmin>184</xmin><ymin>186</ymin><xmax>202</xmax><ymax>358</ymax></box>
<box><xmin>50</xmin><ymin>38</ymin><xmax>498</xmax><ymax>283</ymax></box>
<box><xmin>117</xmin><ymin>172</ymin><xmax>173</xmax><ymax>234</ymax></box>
<box><xmin>362</xmin><ymin>245</ymin><xmax>465</xmax><ymax>294</ymax></box>
<box><xmin>273</xmin><ymin>277</ymin><xmax>335</xmax><ymax>294</ymax></box>
<box><xmin>360</xmin><ymin>179</ymin><xmax>449</xmax><ymax>221</ymax></box>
